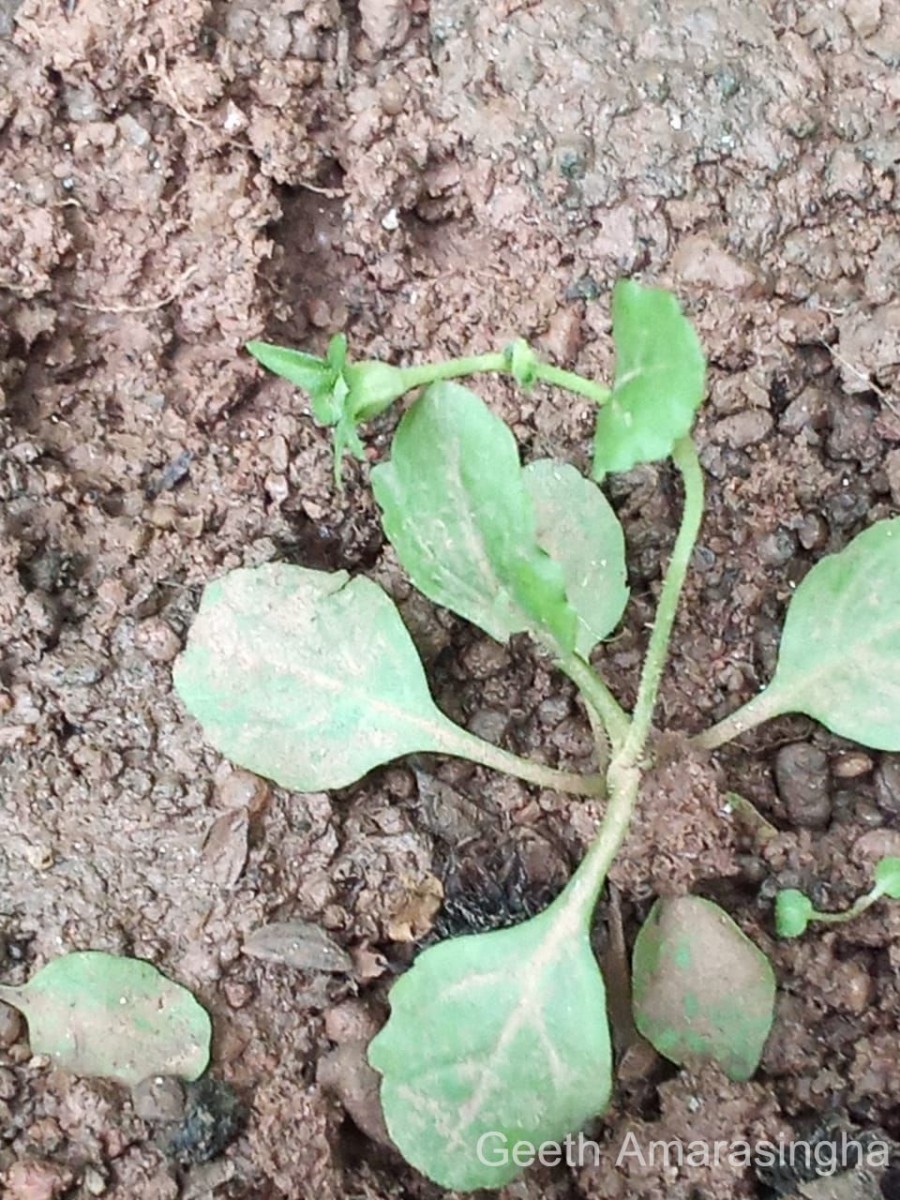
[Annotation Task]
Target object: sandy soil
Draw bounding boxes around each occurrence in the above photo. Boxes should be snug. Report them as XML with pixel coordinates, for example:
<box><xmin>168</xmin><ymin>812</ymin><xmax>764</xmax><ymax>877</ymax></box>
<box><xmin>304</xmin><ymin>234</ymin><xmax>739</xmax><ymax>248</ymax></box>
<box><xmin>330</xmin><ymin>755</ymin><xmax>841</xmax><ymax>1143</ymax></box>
<box><xmin>1</xmin><ymin>0</ymin><xmax>900</xmax><ymax>1197</ymax></box>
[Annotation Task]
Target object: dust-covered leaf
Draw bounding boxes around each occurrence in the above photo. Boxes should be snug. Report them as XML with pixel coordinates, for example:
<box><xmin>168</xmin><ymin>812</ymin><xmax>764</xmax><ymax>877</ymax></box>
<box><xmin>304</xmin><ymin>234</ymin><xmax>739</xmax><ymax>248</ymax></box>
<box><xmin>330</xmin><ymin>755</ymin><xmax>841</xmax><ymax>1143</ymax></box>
<box><xmin>243</xmin><ymin>920</ymin><xmax>353</xmax><ymax>974</ymax></box>
<box><xmin>174</xmin><ymin>564</ymin><xmax>483</xmax><ymax>791</ymax></box>
<box><xmin>372</xmin><ymin>382</ymin><xmax>577</xmax><ymax>654</ymax></box>
<box><xmin>631</xmin><ymin>896</ymin><xmax>775</xmax><ymax>1082</ymax></box>
<box><xmin>524</xmin><ymin>459</ymin><xmax>628</xmax><ymax>656</ymax></box>
<box><xmin>0</xmin><ymin>952</ymin><xmax>211</xmax><ymax>1086</ymax></box>
<box><xmin>593</xmin><ymin>280</ymin><xmax>706</xmax><ymax>478</ymax></box>
<box><xmin>368</xmin><ymin>900</ymin><xmax>613</xmax><ymax>1190</ymax></box>
<box><xmin>751</xmin><ymin>519</ymin><xmax>900</xmax><ymax>750</ymax></box>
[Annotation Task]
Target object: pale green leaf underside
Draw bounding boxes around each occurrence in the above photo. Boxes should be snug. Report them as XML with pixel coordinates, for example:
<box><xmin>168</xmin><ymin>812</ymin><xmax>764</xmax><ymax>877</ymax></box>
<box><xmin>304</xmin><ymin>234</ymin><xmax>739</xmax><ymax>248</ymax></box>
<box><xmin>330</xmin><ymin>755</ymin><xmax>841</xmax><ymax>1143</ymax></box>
<box><xmin>631</xmin><ymin>897</ymin><xmax>775</xmax><ymax>1082</ymax></box>
<box><xmin>371</xmin><ymin>382</ymin><xmax>577</xmax><ymax>655</ymax></box>
<box><xmin>0</xmin><ymin>951</ymin><xmax>211</xmax><ymax>1087</ymax></box>
<box><xmin>761</xmin><ymin>518</ymin><xmax>900</xmax><ymax>750</ymax></box>
<box><xmin>369</xmin><ymin>904</ymin><xmax>613</xmax><ymax>1191</ymax></box>
<box><xmin>593</xmin><ymin>280</ymin><xmax>706</xmax><ymax>478</ymax></box>
<box><xmin>174</xmin><ymin>564</ymin><xmax>470</xmax><ymax>790</ymax></box>
<box><xmin>524</xmin><ymin>459</ymin><xmax>629</xmax><ymax>657</ymax></box>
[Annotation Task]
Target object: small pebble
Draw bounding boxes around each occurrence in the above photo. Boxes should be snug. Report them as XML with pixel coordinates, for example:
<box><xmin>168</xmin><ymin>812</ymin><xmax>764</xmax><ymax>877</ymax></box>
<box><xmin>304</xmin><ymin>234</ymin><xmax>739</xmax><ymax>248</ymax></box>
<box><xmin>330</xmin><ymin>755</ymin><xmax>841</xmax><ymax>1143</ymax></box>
<box><xmin>324</xmin><ymin>999</ymin><xmax>381</xmax><ymax>1045</ymax></box>
<box><xmin>460</xmin><ymin>639</ymin><xmax>509</xmax><ymax>680</ymax></box>
<box><xmin>0</xmin><ymin>1000</ymin><xmax>23</xmax><ymax>1048</ymax></box>
<box><xmin>833</xmin><ymin>752</ymin><xmax>873</xmax><ymax>779</ymax></box>
<box><xmin>825</xmin><ymin>962</ymin><xmax>873</xmax><ymax>1015</ymax></box>
<box><xmin>216</xmin><ymin>768</ymin><xmax>270</xmax><ymax>815</ymax></box>
<box><xmin>222</xmin><ymin>980</ymin><xmax>254</xmax><ymax>1010</ymax></box>
<box><xmin>757</xmin><ymin>528</ymin><xmax>797</xmax><ymax>567</ymax></box>
<box><xmin>875</xmin><ymin>757</ymin><xmax>900</xmax><ymax>814</ymax></box>
<box><xmin>132</xmin><ymin>1075</ymin><xmax>186</xmax><ymax>1123</ymax></box>
<box><xmin>797</xmin><ymin>512</ymin><xmax>829</xmax><ymax>550</ymax></box>
<box><xmin>852</xmin><ymin>828</ymin><xmax>900</xmax><ymax>865</ymax></box>
<box><xmin>468</xmin><ymin>708</ymin><xmax>509</xmax><ymax>744</ymax></box>
<box><xmin>854</xmin><ymin>799</ymin><xmax>884</xmax><ymax>828</ymax></box>
<box><xmin>0</xmin><ymin>1066</ymin><xmax>17</xmax><ymax>1099</ymax></box>
<box><xmin>774</xmin><ymin>743</ymin><xmax>832</xmax><ymax>829</ymax></box>
<box><xmin>135</xmin><ymin>618</ymin><xmax>181</xmax><ymax>664</ymax></box>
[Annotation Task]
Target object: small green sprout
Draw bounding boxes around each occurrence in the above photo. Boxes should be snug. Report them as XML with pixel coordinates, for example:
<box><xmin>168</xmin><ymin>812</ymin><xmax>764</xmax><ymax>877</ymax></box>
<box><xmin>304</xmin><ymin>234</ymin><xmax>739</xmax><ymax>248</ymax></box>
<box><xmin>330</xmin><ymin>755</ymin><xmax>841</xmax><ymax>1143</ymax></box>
<box><xmin>174</xmin><ymin>280</ymin><xmax>900</xmax><ymax>1191</ymax></box>
<box><xmin>776</xmin><ymin>856</ymin><xmax>900</xmax><ymax>938</ymax></box>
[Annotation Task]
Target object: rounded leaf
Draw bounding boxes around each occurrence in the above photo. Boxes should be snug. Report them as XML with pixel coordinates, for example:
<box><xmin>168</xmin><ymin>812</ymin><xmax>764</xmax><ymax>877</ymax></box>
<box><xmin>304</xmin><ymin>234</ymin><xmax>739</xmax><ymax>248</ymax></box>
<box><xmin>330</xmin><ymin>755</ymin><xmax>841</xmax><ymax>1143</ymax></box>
<box><xmin>174</xmin><ymin>564</ymin><xmax>462</xmax><ymax>790</ymax></box>
<box><xmin>632</xmin><ymin>896</ymin><xmax>775</xmax><ymax>1082</ymax></box>
<box><xmin>764</xmin><ymin>519</ymin><xmax>900</xmax><ymax>750</ymax></box>
<box><xmin>372</xmin><ymin>382</ymin><xmax>577</xmax><ymax>654</ymax></box>
<box><xmin>774</xmin><ymin>889</ymin><xmax>815</xmax><ymax>938</ymax></box>
<box><xmin>593</xmin><ymin>280</ymin><xmax>706</xmax><ymax>478</ymax></box>
<box><xmin>0</xmin><ymin>952</ymin><xmax>210</xmax><ymax>1086</ymax></box>
<box><xmin>369</xmin><ymin>907</ymin><xmax>613</xmax><ymax>1190</ymax></box>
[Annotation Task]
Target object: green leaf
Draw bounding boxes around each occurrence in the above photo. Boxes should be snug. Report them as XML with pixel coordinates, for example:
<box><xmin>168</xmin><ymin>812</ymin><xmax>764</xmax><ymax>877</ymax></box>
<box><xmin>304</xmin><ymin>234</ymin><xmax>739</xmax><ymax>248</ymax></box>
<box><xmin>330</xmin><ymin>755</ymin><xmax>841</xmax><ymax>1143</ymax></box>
<box><xmin>523</xmin><ymin>459</ymin><xmax>628</xmax><ymax>657</ymax></box>
<box><xmin>372</xmin><ymin>382</ymin><xmax>578</xmax><ymax>654</ymax></box>
<box><xmin>593</xmin><ymin>280</ymin><xmax>706</xmax><ymax>478</ymax></box>
<box><xmin>175</xmin><ymin>564</ymin><xmax>499</xmax><ymax>791</ymax></box>
<box><xmin>246</xmin><ymin>340</ymin><xmax>333</xmax><ymax>398</ymax></box>
<box><xmin>0</xmin><ymin>952</ymin><xmax>210</xmax><ymax>1086</ymax></box>
<box><xmin>775</xmin><ymin>889</ymin><xmax>815</xmax><ymax>938</ymax></box>
<box><xmin>368</xmin><ymin>899</ymin><xmax>612</xmax><ymax>1190</ymax></box>
<box><xmin>632</xmin><ymin>896</ymin><xmax>775</xmax><ymax>1082</ymax></box>
<box><xmin>753</xmin><ymin>519</ymin><xmax>900</xmax><ymax>750</ymax></box>
<box><xmin>874</xmin><ymin>856</ymin><xmax>900</xmax><ymax>900</ymax></box>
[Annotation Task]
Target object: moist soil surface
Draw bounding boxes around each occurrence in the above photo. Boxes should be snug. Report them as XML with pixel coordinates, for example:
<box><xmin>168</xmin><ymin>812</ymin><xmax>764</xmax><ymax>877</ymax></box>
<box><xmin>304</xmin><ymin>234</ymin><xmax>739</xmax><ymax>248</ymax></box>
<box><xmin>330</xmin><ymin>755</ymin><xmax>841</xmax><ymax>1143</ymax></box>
<box><xmin>2</xmin><ymin>1</ymin><xmax>900</xmax><ymax>1198</ymax></box>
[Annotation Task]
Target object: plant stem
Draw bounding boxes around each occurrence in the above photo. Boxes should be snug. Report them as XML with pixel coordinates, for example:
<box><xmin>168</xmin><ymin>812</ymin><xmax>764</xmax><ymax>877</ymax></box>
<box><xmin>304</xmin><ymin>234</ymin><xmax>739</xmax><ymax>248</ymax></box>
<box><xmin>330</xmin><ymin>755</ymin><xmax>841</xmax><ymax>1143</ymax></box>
<box><xmin>398</xmin><ymin>354</ymin><xmax>611</xmax><ymax>406</ymax></box>
<box><xmin>559</xmin><ymin>654</ymin><xmax>630</xmax><ymax>752</ymax></box>
<box><xmin>810</xmin><ymin>882</ymin><xmax>887</xmax><ymax>927</ymax></box>
<box><xmin>693</xmin><ymin>688</ymin><xmax>781</xmax><ymax>750</ymax></box>
<box><xmin>445</xmin><ymin>726</ymin><xmax>607</xmax><ymax>797</ymax></box>
<box><xmin>556</xmin><ymin>757</ymin><xmax>642</xmax><ymax>922</ymax></box>
<box><xmin>622</xmin><ymin>436</ymin><xmax>704</xmax><ymax>766</ymax></box>
<box><xmin>532</xmin><ymin>363</ymin><xmax>611</xmax><ymax>406</ymax></box>
<box><xmin>400</xmin><ymin>354</ymin><xmax>508</xmax><ymax>390</ymax></box>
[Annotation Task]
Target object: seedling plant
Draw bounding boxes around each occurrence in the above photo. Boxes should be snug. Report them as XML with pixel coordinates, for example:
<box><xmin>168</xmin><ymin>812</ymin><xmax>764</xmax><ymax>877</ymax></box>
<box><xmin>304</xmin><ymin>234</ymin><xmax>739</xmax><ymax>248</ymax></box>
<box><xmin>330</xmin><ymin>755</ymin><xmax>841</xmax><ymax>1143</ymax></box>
<box><xmin>174</xmin><ymin>281</ymin><xmax>900</xmax><ymax>1190</ymax></box>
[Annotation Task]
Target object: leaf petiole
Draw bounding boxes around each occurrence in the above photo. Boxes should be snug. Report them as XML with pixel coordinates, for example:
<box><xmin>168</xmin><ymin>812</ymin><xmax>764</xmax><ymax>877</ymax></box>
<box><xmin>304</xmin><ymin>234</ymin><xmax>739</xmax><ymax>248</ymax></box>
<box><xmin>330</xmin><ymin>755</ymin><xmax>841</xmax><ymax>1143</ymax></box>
<box><xmin>622</xmin><ymin>435</ymin><xmax>704</xmax><ymax>765</ymax></box>
<box><xmin>445</xmin><ymin>723</ymin><xmax>607</xmax><ymax>798</ymax></box>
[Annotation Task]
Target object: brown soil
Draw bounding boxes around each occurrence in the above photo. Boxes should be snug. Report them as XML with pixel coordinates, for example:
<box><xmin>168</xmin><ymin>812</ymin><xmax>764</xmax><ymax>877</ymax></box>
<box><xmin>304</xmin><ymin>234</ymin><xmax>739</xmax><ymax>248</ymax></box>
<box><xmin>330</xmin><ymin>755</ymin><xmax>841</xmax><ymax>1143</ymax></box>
<box><xmin>1</xmin><ymin>0</ymin><xmax>900</xmax><ymax>1197</ymax></box>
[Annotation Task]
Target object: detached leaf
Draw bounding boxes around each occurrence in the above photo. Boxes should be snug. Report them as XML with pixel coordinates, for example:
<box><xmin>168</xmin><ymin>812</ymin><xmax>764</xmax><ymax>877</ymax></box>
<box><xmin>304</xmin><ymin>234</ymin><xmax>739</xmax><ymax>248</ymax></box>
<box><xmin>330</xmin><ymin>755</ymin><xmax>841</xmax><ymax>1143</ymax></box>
<box><xmin>632</xmin><ymin>896</ymin><xmax>775</xmax><ymax>1082</ymax></box>
<box><xmin>753</xmin><ymin>519</ymin><xmax>900</xmax><ymax>750</ymax></box>
<box><xmin>593</xmin><ymin>280</ymin><xmax>706</xmax><ymax>478</ymax></box>
<box><xmin>372</xmin><ymin>382</ymin><xmax>578</xmax><ymax>654</ymax></box>
<box><xmin>368</xmin><ymin>900</ymin><xmax>613</xmax><ymax>1190</ymax></box>
<box><xmin>524</xmin><ymin>459</ymin><xmax>628</xmax><ymax>656</ymax></box>
<box><xmin>0</xmin><ymin>952</ymin><xmax>210</xmax><ymax>1086</ymax></box>
<box><xmin>175</xmin><ymin>564</ymin><xmax>486</xmax><ymax>791</ymax></box>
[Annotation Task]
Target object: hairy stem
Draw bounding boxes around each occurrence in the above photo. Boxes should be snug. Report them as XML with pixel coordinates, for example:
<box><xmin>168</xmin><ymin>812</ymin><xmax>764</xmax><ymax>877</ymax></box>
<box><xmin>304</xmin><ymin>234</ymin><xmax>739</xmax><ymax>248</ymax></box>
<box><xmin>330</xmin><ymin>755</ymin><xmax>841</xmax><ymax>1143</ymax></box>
<box><xmin>559</xmin><ymin>654</ymin><xmax>630</xmax><ymax>752</ymax></box>
<box><xmin>622</xmin><ymin>436</ymin><xmax>704</xmax><ymax>766</ymax></box>
<box><xmin>445</xmin><ymin>725</ymin><xmax>607</xmax><ymax>797</ymax></box>
<box><xmin>556</xmin><ymin>757</ymin><xmax>642</xmax><ymax>922</ymax></box>
<box><xmin>693</xmin><ymin>687</ymin><xmax>782</xmax><ymax>750</ymax></box>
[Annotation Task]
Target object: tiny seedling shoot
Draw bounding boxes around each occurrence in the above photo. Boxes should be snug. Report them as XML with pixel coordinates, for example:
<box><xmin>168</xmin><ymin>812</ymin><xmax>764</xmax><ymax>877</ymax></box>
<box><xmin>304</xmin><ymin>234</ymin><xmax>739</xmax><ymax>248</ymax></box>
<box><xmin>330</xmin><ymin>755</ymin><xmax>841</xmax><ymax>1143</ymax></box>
<box><xmin>173</xmin><ymin>281</ymin><xmax>900</xmax><ymax>1191</ymax></box>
